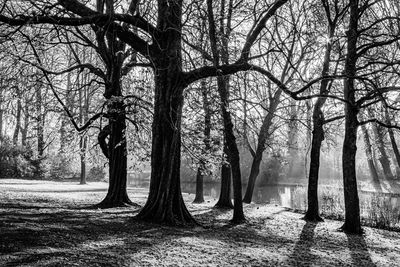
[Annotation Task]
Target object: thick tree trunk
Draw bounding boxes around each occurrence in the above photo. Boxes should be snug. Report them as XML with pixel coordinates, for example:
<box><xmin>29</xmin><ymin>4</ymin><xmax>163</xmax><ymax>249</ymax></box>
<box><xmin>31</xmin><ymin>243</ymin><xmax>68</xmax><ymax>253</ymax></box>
<box><xmin>361</xmin><ymin>124</ymin><xmax>380</xmax><ymax>183</ymax></box>
<box><xmin>137</xmin><ymin>2</ymin><xmax>194</xmax><ymax>224</ymax></box>
<box><xmin>97</xmin><ymin>99</ymin><xmax>132</xmax><ymax>207</ymax></box>
<box><xmin>341</xmin><ymin>0</ymin><xmax>362</xmax><ymax>234</ymax></box>
<box><xmin>243</xmin><ymin>91</ymin><xmax>280</xmax><ymax>203</ymax></box>
<box><xmin>215</xmin><ymin>144</ymin><xmax>233</xmax><ymax>209</ymax></box>
<box><xmin>136</xmin><ymin>75</ymin><xmax>193</xmax><ymax>224</ymax></box>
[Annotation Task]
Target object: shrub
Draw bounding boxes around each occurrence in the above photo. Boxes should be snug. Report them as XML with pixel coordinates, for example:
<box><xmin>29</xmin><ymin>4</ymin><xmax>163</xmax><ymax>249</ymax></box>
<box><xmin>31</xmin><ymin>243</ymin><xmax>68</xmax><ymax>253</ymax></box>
<box><xmin>87</xmin><ymin>166</ymin><xmax>107</xmax><ymax>181</ymax></box>
<box><xmin>0</xmin><ymin>137</ymin><xmax>35</xmax><ymax>178</ymax></box>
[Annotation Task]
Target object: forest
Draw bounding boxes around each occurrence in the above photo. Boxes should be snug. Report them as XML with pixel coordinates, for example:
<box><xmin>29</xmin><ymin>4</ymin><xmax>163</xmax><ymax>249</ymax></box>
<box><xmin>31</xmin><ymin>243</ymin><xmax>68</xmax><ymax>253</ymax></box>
<box><xmin>1</xmin><ymin>0</ymin><xmax>400</xmax><ymax>266</ymax></box>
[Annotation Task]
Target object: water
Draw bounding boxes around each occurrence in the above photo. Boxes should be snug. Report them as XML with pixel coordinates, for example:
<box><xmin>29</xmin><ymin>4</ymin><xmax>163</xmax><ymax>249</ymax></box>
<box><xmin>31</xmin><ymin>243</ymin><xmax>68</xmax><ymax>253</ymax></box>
<box><xmin>129</xmin><ymin>176</ymin><xmax>400</xmax><ymax>228</ymax></box>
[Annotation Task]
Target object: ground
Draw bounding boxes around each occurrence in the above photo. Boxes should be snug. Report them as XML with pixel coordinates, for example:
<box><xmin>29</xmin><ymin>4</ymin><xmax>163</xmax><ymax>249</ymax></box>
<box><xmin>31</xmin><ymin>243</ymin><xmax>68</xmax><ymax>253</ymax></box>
<box><xmin>1</xmin><ymin>179</ymin><xmax>400</xmax><ymax>267</ymax></box>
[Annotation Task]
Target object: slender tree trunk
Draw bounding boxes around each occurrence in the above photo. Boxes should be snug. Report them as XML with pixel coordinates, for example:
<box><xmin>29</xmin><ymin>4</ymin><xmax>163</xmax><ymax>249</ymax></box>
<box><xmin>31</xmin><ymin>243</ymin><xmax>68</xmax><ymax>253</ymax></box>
<box><xmin>13</xmin><ymin>96</ymin><xmax>22</xmax><ymax>145</ymax></box>
<box><xmin>287</xmin><ymin>100</ymin><xmax>299</xmax><ymax>177</ymax></box>
<box><xmin>80</xmin><ymin>135</ymin><xmax>87</xmax><ymax>184</ymax></box>
<box><xmin>217</xmin><ymin>75</ymin><xmax>245</xmax><ymax>223</ymax></box>
<box><xmin>371</xmin><ymin>122</ymin><xmax>394</xmax><ymax>179</ymax></box>
<box><xmin>341</xmin><ymin>0</ymin><xmax>362</xmax><ymax>234</ymax></box>
<box><xmin>361</xmin><ymin>124</ymin><xmax>380</xmax><ymax>183</ymax></box>
<box><xmin>21</xmin><ymin>100</ymin><xmax>29</xmax><ymax>147</ymax></box>
<box><xmin>215</xmin><ymin>144</ymin><xmax>234</xmax><ymax>209</ymax></box>
<box><xmin>384</xmin><ymin>107</ymin><xmax>400</xmax><ymax>177</ymax></box>
<box><xmin>243</xmin><ymin>90</ymin><xmax>280</xmax><ymax>203</ymax></box>
<box><xmin>304</xmin><ymin>17</ymin><xmax>337</xmax><ymax>221</ymax></box>
<box><xmin>304</xmin><ymin>117</ymin><xmax>325</xmax><ymax>221</ymax></box>
<box><xmin>36</xmin><ymin>84</ymin><xmax>44</xmax><ymax>158</ymax></box>
<box><xmin>194</xmin><ymin>80</ymin><xmax>211</xmax><ymax>204</ymax></box>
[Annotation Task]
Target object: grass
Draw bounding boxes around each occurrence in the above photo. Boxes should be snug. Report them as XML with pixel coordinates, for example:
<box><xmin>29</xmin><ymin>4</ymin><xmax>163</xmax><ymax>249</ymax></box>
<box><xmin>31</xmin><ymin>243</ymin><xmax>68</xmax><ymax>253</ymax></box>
<box><xmin>290</xmin><ymin>185</ymin><xmax>400</xmax><ymax>231</ymax></box>
<box><xmin>1</xmin><ymin>179</ymin><xmax>400</xmax><ymax>266</ymax></box>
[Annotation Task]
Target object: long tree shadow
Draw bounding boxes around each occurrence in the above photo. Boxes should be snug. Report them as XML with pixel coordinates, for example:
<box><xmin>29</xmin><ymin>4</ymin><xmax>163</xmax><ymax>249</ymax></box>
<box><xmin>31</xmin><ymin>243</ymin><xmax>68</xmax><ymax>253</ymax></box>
<box><xmin>287</xmin><ymin>221</ymin><xmax>319</xmax><ymax>266</ymax></box>
<box><xmin>346</xmin><ymin>232</ymin><xmax>376</xmax><ymax>267</ymax></box>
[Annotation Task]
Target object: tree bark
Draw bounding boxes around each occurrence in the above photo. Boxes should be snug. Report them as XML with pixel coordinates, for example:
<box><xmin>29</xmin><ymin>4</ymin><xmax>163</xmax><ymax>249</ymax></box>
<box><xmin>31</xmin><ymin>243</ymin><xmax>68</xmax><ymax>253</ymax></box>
<box><xmin>340</xmin><ymin>0</ymin><xmax>362</xmax><ymax>234</ymax></box>
<box><xmin>193</xmin><ymin>165</ymin><xmax>205</xmax><ymax>203</ymax></box>
<box><xmin>136</xmin><ymin>0</ymin><xmax>195</xmax><ymax>225</ymax></box>
<box><xmin>97</xmin><ymin>97</ymin><xmax>132</xmax><ymax>207</ymax></box>
<box><xmin>215</xmin><ymin>144</ymin><xmax>234</xmax><ymax>209</ymax></box>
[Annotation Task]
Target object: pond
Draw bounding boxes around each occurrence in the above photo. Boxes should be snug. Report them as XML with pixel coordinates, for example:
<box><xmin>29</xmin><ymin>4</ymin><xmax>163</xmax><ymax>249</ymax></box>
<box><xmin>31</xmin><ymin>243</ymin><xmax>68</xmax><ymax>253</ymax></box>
<box><xmin>128</xmin><ymin>176</ymin><xmax>400</xmax><ymax>229</ymax></box>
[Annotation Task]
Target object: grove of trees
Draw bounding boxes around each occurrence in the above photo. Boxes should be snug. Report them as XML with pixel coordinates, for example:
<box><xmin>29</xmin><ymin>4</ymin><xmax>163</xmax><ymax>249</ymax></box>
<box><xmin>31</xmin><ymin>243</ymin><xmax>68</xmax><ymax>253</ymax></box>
<box><xmin>1</xmin><ymin>0</ymin><xmax>400</xmax><ymax>234</ymax></box>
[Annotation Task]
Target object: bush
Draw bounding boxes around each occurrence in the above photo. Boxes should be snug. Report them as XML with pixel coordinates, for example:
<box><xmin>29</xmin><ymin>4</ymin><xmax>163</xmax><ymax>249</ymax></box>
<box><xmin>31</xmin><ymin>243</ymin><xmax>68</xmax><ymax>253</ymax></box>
<box><xmin>87</xmin><ymin>166</ymin><xmax>107</xmax><ymax>181</ymax></box>
<box><xmin>46</xmin><ymin>154</ymin><xmax>77</xmax><ymax>180</ymax></box>
<box><xmin>0</xmin><ymin>137</ymin><xmax>35</xmax><ymax>178</ymax></box>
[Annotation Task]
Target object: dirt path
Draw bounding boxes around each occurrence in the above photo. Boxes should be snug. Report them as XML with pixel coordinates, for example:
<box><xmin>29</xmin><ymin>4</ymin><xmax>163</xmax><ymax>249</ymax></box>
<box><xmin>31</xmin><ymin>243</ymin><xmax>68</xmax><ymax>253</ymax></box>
<box><xmin>1</xmin><ymin>179</ymin><xmax>399</xmax><ymax>266</ymax></box>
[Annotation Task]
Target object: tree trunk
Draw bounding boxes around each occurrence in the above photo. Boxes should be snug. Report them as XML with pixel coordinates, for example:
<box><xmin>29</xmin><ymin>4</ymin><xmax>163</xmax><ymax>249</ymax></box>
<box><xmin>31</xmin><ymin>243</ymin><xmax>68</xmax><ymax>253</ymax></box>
<box><xmin>194</xmin><ymin>80</ymin><xmax>211</xmax><ymax>204</ymax></box>
<box><xmin>287</xmin><ymin>99</ymin><xmax>299</xmax><ymax>177</ymax></box>
<box><xmin>304</xmin><ymin>117</ymin><xmax>324</xmax><ymax>221</ymax></box>
<box><xmin>136</xmin><ymin>1</ymin><xmax>194</xmax><ymax>224</ymax></box>
<box><xmin>215</xmin><ymin>144</ymin><xmax>233</xmax><ymax>209</ymax></box>
<box><xmin>243</xmin><ymin>90</ymin><xmax>280</xmax><ymax>203</ymax></box>
<box><xmin>13</xmin><ymin>96</ymin><xmax>22</xmax><ymax>145</ymax></box>
<box><xmin>21</xmin><ymin>100</ymin><xmax>29</xmax><ymax>147</ymax></box>
<box><xmin>371</xmin><ymin>122</ymin><xmax>394</xmax><ymax>180</ymax></box>
<box><xmin>0</xmin><ymin>87</ymin><xmax>3</xmax><ymax>137</ymax></box>
<box><xmin>136</xmin><ymin>74</ymin><xmax>193</xmax><ymax>224</ymax></box>
<box><xmin>217</xmin><ymin>75</ymin><xmax>245</xmax><ymax>223</ymax></box>
<box><xmin>304</xmin><ymin>17</ymin><xmax>337</xmax><ymax>222</ymax></box>
<box><xmin>36</xmin><ymin>83</ymin><xmax>44</xmax><ymax>158</ymax></box>
<box><xmin>193</xmin><ymin>164</ymin><xmax>205</xmax><ymax>203</ymax></box>
<box><xmin>80</xmin><ymin>135</ymin><xmax>87</xmax><ymax>185</ymax></box>
<box><xmin>361</xmin><ymin>124</ymin><xmax>380</xmax><ymax>183</ymax></box>
<box><xmin>340</xmin><ymin>0</ymin><xmax>362</xmax><ymax>234</ymax></box>
<box><xmin>384</xmin><ymin>106</ymin><xmax>400</xmax><ymax>178</ymax></box>
<box><xmin>97</xmin><ymin>98</ymin><xmax>132</xmax><ymax>207</ymax></box>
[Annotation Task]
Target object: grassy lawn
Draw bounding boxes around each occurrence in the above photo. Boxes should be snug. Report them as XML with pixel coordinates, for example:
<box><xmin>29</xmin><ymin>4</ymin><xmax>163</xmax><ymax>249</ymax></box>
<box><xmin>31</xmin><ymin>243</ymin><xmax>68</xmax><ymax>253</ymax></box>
<box><xmin>1</xmin><ymin>179</ymin><xmax>399</xmax><ymax>266</ymax></box>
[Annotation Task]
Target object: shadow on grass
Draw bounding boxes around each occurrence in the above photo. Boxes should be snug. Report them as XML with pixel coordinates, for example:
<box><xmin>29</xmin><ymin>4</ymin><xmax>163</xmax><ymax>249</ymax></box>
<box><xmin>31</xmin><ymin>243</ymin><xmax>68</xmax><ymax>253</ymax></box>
<box><xmin>287</xmin><ymin>221</ymin><xmax>319</xmax><ymax>266</ymax></box>
<box><xmin>346</xmin><ymin>233</ymin><xmax>376</xmax><ymax>267</ymax></box>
